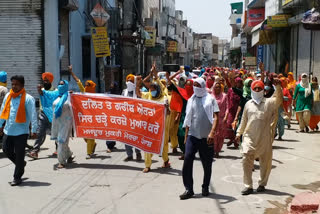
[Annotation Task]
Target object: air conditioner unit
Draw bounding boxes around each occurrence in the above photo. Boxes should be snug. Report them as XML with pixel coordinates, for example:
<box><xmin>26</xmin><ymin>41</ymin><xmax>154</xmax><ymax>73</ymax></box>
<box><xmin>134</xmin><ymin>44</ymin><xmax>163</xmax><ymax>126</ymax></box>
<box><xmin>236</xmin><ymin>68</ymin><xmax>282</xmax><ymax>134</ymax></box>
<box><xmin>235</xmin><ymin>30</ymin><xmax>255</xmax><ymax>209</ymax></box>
<box><xmin>60</xmin><ymin>0</ymin><xmax>79</xmax><ymax>11</ymax></box>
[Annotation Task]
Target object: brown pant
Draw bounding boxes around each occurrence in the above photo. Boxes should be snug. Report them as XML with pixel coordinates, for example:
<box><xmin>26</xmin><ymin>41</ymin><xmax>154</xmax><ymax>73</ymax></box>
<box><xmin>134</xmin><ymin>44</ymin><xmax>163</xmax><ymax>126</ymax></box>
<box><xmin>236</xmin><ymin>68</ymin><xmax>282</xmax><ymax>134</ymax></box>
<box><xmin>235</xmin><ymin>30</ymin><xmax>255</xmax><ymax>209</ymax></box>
<box><xmin>242</xmin><ymin>148</ymin><xmax>273</xmax><ymax>188</ymax></box>
<box><xmin>297</xmin><ymin>111</ymin><xmax>311</xmax><ymax>131</ymax></box>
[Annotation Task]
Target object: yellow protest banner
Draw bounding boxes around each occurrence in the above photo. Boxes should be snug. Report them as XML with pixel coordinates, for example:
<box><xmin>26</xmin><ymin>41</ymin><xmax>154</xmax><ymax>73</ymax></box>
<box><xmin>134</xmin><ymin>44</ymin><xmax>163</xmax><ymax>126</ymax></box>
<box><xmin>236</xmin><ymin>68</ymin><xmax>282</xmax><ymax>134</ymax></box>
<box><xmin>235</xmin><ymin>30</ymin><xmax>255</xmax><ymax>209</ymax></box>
<box><xmin>91</xmin><ymin>27</ymin><xmax>111</xmax><ymax>57</ymax></box>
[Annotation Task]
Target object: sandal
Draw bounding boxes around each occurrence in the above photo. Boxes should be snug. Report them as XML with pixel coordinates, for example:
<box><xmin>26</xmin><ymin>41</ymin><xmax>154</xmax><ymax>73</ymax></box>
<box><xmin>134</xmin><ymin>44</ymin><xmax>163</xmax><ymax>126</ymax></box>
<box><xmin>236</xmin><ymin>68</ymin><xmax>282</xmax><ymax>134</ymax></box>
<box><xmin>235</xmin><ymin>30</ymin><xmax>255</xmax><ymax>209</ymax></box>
<box><xmin>179</xmin><ymin>155</ymin><xmax>184</xmax><ymax>160</ymax></box>
<box><xmin>161</xmin><ymin>160</ymin><xmax>171</xmax><ymax>168</ymax></box>
<box><xmin>57</xmin><ymin>164</ymin><xmax>65</xmax><ymax>169</ymax></box>
<box><xmin>143</xmin><ymin>167</ymin><xmax>151</xmax><ymax>173</ymax></box>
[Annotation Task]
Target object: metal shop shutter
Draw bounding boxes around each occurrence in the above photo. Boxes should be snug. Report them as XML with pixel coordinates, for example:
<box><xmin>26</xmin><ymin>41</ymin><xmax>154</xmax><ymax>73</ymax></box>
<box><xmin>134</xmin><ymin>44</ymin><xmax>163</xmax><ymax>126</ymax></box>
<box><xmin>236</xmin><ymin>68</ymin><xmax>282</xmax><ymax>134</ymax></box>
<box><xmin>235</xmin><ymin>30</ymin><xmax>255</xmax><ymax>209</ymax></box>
<box><xmin>312</xmin><ymin>31</ymin><xmax>320</xmax><ymax>79</ymax></box>
<box><xmin>0</xmin><ymin>0</ymin><xmax>43</xmax><ymax>98</ymax></box>
<box><xmin>297</xmin><ymin>24</ymin><xmax>312</xmax><ymax>77</ymax></box>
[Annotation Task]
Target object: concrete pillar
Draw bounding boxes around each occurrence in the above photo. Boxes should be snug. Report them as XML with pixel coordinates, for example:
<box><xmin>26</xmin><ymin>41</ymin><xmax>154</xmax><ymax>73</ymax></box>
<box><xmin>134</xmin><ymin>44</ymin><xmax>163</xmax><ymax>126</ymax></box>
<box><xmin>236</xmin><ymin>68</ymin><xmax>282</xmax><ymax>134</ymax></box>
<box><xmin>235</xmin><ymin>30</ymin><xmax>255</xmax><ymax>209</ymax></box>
<box><xmin>44</xmin><ymin>0</ymin><xmax>60</xmax><ymax>86</ymax></box>
<box><xmin>122</xmin><ymin>0</ymin><xmax>137</xmax><ymax>84</ymax></box>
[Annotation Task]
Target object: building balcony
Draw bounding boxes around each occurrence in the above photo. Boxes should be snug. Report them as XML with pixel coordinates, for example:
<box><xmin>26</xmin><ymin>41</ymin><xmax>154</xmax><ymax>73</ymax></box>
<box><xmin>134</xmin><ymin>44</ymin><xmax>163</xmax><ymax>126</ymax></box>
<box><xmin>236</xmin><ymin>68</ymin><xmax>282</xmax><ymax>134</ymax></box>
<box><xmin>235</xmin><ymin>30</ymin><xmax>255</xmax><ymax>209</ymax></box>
<box><xmin>230</xmin><ymin>14</ymin><xmax>242</xmax><ymax>26</ymax></box>
<box><xmin>230</xmin><ymin>36</ymin><xmax>241</xmax><ymax>50</ymax></box>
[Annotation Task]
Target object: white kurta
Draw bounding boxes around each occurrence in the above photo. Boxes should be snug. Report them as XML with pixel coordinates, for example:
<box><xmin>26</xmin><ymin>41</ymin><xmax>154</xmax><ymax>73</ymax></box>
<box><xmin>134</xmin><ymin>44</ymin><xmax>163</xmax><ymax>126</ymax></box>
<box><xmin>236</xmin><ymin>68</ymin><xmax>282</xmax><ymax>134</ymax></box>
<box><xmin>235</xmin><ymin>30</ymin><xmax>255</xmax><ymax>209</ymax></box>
<box><xmin>236</xmin><ymin>85</ymin><xmax>282</xmax><ymax>188</ymax></box>
<box><xmin>237</xmin><ymin>85</ymin><xmax>282</xmax><ymax>156</ymax></box>
<box><xmin>51</xmin><ymin>98</ymin><xmax>73</xmax><ymax>165</ymax></box>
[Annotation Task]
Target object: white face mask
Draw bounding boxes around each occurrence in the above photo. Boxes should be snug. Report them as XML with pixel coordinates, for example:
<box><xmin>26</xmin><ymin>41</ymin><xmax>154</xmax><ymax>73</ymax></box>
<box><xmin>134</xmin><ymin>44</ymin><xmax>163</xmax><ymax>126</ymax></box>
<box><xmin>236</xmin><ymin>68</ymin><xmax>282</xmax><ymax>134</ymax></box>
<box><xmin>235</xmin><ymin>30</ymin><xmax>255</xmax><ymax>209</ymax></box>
<box><xmin>251</xmin><ymin>89</ymin><xmax>264</xmax><ymax>105</ymax></box>
<box><xmin>193</xmin><ymin>87</ymin><xmax>207</xmax><ymax>97</ymax></box>
<box><xmin>301</xmin><ymin>77</ymin><xmax>308</xmax><ymax>84</ymax></box>
<box><xmin>126</xmin><ymin>81</ymin><xmax>135</xmax><ymax>92</ymax></box>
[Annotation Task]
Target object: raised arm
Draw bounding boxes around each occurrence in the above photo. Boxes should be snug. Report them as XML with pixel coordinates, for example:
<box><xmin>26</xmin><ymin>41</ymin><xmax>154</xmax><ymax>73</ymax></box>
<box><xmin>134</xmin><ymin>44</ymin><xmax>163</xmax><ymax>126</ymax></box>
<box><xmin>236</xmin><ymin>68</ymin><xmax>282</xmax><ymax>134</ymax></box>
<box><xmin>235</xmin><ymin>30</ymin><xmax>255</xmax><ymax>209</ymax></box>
<box><xmin>136</xmin><ymin>76</ymin><xmax>142</xmax><ymax>98</ymax></box>
<box><xmin>169</xmin><ymin>68</ymin><xmax>183</xmax><ymax>81</ymax></box>
<box><xmin>68</xmin><ymin>65</ymin><xmax>85</xmax><ymax>92</ymax></box>
<box><xmin>270</xmin><ymin>79</ymin><xmax>283</xmax><ymax>108</ymax></box>
<box><xmin>259</xmin><ymin>62</ymin><xmax>265</xmax><ymax>82</ymax></box>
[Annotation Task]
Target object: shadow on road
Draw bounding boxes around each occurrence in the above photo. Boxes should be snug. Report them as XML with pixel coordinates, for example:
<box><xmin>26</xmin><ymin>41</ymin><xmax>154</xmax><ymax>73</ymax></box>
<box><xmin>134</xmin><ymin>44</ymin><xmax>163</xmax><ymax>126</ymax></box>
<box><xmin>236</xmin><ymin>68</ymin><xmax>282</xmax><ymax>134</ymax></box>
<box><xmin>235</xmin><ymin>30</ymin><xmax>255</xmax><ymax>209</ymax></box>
<box><xmin>19</xmin><ymin>181</ymin><xmax>52</xmax><ymax>187</ymax></box>
<box><xmin>272</xmin><ymin>145</ymin><xmax>294</xmax><ymax>150</ymax></box>
<box><xmin>256</xmin><ymin>189</ymin><xmax>294</xmax><ymax>197</ymax></box>
<box><xmin>0</xmin><ymin>152</ymin><xmax>6</xmax><ymax>159</ymax></box>
<box><xmin>88</xmin><ymin>155</ymin><xmax>111</xmax><ymax>160</ymax></box>
<box><xmin>292</xmin><ymin>181</ymin><xmax>320</xmax><ymax>192</ymax></box>
<box><xmin>254</xmin><ymin>164</ymin><xmax>277</xmax><ymax>170</ymax></box>
<box><xmin>96</xmin><ymin>148</ymin><xmax>126</xmax><ymax>153</ymax></box>
<box><xmin>151</xmin><ymin>167</ymin><xmax>182</xmax><ymax>176</ymax></box>
<box><xmin>272</xmin><ymin>158</ymin><xmax>284</xmax><ymax>164</ymax></box>
<box><xmin>193</xmin><ymin>192</ymin><xmax>237</xmax><ymax>204</ymax></box>
<box><xmin>54</xmin><ymin>162</ymin><xmax>183</xmax><ymax>176</ymax></box>
<box><xmin>227</xmin><ymin>147</ymin><xmax>240</xmax><ymax>150</ymax></box>
<box><xmin>62</xmin><ymin>163</ymin><xmax>143</xmax><ymax>171</ymax></box>
<box><xmin>217</xmin><ymin>155</ymin><xmax>241</xmax><ymax>160</ymax></box>
<box><xmin>168</xmin><ymin>152</ymin><xmax>183</xmax><ymax>156</ymax></box>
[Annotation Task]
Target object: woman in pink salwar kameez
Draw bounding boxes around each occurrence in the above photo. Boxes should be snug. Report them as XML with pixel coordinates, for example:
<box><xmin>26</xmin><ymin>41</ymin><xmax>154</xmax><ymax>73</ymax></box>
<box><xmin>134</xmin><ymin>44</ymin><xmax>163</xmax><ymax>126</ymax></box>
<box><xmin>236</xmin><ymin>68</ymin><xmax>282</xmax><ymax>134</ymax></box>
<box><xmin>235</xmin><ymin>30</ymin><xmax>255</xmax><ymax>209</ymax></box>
<box><xmin>225</xmin><ymin>77</ymin><xmax>242</xmax><ymax>148</ymax></box>
<box><xmin>212</xmin><ymin>82</ymin><xmax>228</xmax><ymax>158</ymax></box>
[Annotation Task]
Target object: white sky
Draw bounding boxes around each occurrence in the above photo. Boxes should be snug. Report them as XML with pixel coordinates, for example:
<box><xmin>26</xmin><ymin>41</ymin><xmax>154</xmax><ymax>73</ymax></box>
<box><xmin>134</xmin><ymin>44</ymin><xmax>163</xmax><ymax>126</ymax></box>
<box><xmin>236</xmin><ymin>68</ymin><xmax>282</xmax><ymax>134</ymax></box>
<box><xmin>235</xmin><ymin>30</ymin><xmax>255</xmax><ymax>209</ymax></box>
<box><xmin>175</xmin><ymin>0</ymin><xmax>238</xmax><ymax>40</ymax></box>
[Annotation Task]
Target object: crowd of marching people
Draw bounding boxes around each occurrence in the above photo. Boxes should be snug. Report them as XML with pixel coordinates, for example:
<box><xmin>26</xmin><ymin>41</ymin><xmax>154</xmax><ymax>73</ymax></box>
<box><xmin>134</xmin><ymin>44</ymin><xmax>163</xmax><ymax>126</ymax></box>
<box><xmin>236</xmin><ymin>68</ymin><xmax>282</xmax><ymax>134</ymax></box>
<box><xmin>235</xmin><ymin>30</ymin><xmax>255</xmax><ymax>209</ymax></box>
<box><xmin>0</xmin><ymin>63</ymin><xmax>319</xmax><ymax>200</ymax></box>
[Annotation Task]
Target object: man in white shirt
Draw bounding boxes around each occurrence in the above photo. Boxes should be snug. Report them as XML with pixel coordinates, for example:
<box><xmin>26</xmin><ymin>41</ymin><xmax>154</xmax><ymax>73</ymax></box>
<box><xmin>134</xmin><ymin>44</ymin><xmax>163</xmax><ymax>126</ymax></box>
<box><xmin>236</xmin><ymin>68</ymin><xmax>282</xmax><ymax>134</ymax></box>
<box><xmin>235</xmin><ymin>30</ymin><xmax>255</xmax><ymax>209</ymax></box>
<box><xmin>180</xmin><ymin>78</ymin><xmax>219</xmax><ymax>200</ymax></box>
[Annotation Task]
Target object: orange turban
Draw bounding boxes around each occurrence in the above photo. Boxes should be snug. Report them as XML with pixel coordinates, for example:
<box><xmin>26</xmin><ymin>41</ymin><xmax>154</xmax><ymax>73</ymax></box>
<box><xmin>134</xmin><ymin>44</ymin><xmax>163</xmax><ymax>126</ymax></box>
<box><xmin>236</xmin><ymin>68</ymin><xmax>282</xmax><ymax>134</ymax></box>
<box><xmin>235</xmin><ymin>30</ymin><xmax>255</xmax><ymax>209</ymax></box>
<box><xmin>85</xmin><ymin>80</ymin><xmax>96</xmax><ymax>93</ymax></box>
<box><xmin>251</xmin><ymin>80</ymin><xmax>264</xmax><ymax>90</ymax></box>
<box><xmin>42</xmin><ymin>72</ymin><xmax>54</xmax><ymax>83</ymax></box>
<box><xmin>126</xmin><ymin>74</ymin><xmax>135</xmax><ymax>82</ymax></box>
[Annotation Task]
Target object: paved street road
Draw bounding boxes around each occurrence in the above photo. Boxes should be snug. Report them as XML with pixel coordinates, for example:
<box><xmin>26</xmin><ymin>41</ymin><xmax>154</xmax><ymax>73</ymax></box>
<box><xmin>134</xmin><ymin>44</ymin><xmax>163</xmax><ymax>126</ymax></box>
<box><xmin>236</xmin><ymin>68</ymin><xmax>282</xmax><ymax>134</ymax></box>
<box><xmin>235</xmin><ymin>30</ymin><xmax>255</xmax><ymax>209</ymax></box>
<box><xmin>0</xmin><ymin>121</ymin><xmax>319</xmax><ymax>214</ymax></box>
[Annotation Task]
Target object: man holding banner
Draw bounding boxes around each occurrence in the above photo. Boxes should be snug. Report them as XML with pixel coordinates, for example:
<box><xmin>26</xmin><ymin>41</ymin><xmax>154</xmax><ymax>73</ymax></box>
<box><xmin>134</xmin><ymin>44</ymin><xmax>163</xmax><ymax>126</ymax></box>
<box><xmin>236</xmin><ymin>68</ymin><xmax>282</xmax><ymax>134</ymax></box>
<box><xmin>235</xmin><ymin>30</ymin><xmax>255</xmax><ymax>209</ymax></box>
<box><xmin>122</xmin><ymin>74</ymin><xmax>142</xmax><ymax>162</ymax></box>
<box><xmin>69</xmin><ymin>72</ymin><xmax>167</xmax><ymax>171</ymax></box>
<box><xmin>136</xmin><ymin>65</ymin><xmax>170</xmax><ymax>173</ymax></box>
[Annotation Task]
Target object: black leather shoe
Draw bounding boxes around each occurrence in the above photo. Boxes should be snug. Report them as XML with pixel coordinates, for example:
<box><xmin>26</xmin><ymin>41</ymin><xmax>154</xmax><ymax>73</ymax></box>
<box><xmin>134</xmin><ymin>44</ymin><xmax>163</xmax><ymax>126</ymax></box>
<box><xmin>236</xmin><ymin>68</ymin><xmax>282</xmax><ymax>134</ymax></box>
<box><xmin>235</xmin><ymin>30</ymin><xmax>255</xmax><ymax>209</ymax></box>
<box><xmin>256</xmin><ymin>186</ymin><xmax>266</xmax><ymax>192</ymax></box>
<box><xmin>179</xmin><ymin>190</ymin><xmax>194</xmax><ymax>200</ymax></box>
<box><xmin>202</xmin><ymin>188</ymin><xmax>209</xmax><ymax>197</ymax></box>
<box><xmin>241</xmin><ymin>187</ymin><xmax>253</xmax><ymax>195</ymax></box>
<box><xmin>10</xmin><ymin>179</ymin><xmax>22</xmax><ymax>186</ymax></box>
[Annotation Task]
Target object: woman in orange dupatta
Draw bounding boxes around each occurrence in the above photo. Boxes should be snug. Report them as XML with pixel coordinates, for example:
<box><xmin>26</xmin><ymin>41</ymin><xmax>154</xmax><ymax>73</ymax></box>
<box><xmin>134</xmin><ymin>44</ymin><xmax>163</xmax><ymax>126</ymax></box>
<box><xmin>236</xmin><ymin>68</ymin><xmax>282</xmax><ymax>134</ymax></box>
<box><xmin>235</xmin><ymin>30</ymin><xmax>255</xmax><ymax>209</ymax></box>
<box><xmin>310</xmin><ymin>77</ymin><xmax>320</xmax><ymax>131</ymax></box>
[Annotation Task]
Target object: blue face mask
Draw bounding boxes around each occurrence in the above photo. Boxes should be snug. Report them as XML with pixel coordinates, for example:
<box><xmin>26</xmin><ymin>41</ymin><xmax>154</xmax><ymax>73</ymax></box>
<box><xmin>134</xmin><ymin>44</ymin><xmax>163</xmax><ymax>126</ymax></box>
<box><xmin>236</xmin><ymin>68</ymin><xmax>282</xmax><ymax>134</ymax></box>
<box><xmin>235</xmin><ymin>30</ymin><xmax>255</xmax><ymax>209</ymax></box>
<box><xmin>58</xmin><ymin>81</ymin><xmax>68</xmax><ymax>95</ymax></box>
<box><xmin>264</xmin><ymin>86</ymin><xmax>271</xmax><ymax>91</ymax></box>
<box><xmin>151</xmin><ymin>90</ymin><xmax>158</xmax><ymax>97</ymax></box>
<box><xmin>185</xmin><ymin>71</ymin><xmax>190</xmax><ymax>76</ymax></box>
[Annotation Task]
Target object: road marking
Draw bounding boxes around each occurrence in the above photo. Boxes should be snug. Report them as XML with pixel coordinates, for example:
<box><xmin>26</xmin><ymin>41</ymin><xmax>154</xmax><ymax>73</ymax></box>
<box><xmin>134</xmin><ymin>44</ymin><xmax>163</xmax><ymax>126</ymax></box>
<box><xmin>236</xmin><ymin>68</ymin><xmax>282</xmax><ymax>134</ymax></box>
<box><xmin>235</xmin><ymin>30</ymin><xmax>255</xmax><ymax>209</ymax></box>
<box><xmin>235</xmin><ymin>194</ymin><xmax>264</xmax><ymax>204</ymax></box>
<box><xmin>231</xmin><ymin>163</ymin><xmax>242</xmax><ymax>170</ymax></box>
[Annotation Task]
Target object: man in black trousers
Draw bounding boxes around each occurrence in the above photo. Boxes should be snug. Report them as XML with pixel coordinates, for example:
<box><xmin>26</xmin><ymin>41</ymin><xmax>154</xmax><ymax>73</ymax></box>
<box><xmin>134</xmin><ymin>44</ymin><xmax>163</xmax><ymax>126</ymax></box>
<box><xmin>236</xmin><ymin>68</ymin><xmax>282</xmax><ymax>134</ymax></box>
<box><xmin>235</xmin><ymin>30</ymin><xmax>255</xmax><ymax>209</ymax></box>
<box><xmin>180</xmin><ymin>77</ymin><xmax>219</xmax><ymax>200</ymax></box>
<box><xmin>0</xmin><ymin>75</ymin><xmax>38</xmax><ymax>186</ymax></box>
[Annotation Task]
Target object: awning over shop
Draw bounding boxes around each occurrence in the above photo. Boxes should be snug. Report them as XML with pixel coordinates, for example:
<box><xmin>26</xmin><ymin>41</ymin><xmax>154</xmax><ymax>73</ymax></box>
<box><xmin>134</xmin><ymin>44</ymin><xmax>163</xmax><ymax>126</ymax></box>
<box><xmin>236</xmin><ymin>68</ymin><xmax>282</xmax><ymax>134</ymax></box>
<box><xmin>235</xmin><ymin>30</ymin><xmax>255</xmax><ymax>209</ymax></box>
<box><xmin>251</xmin><ymin>21</ymin><xmax>276</xmax><ymax>46</ymax></box>
<box><xmin>248</xmin><ymin>0</ymin><xmax>265</xmax><ymax>9</ymax></box>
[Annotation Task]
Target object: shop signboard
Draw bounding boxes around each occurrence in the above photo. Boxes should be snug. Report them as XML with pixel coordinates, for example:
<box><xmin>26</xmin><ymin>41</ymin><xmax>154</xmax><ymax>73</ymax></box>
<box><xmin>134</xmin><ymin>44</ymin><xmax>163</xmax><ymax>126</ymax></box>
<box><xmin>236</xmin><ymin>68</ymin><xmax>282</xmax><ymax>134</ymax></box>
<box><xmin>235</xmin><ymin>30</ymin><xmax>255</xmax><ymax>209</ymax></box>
<box><xmin>144</xmin><ymin>26</ymin><xmax>156</xmax><ymax>47</ymax></box>
<box><xmin>257</xmin><ymin>45</ymin><xmax>264</xmax><ymax>68</ymax></box>
<box><xmin>248</xmin><ymin>8</ymin><xmax>265</xmax><ymax>27</ymax></box>
<box><xmin>245</xmin><ymin>57</ymin><xmax>257</xmax><ymax>66</ymax></box>
<box><xmin>241</xmin><ymin>34</ymin><xmax>247</xmax><ymax>54</ymax></box>
<box><xmin>282</xmin><ymin>0</ymin><xmax>293</xmax><ymax>6</ymax></box>
<box><xmin>267</xmin><ymin>15</ymin><xmax>291</xmax><ymax>27</ymax></box>
<box><xmin>90</xmin><ymin>3</ymin><xmax>110</xmax><ymax>27</ymax></box>
<box><xmin>167</xmin><ymin>41</ymin><xmax>177</xmax><ymax>52</ymax></box>
<box><xmin>91</xmin><ymin>27</ymin><xmax>111</xmax><ymax>57</ymax></box>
